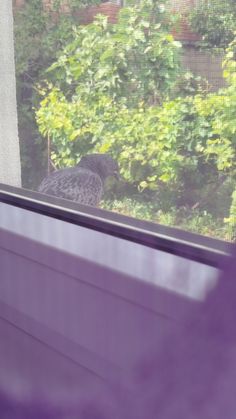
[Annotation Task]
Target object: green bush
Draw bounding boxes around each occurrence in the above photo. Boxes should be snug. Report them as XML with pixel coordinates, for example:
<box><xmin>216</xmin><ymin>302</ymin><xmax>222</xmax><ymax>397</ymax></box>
<box><xmin>196</xmin><ymin>38</ymin><xmax>236</xmax><ymax>173</ymax></box>
<box><xmin>14</xmin><ymin>0</ymin><xmax>99</xmax><ymax>187</ymax></box>
<box><xmin>36</xmin><ymin>34</ymin><xmax>236</xmax><ymax>239</ymax></box>
<box><xmin>189</xmin><ymin>0</ymin><xmax>236</xmax><ymax>50</ymax></box>
<box><xmin>224</xmin><ymin>188</ymin><xmax>236</xmax><ymax>241</ymax></box>
<box><xmin>36</xmin><ymin>86</ymin><xmax>221</xmax><ymax>191</ymax></box>
<box><xmin>36</xmin><ymin>0</ymin><xmax>182</xmax><ymax>185</ymax></box>
<box><xmin>45</xmin><ymin>1</ymin><xmax>181</xmax><ymax>105</ymax></box>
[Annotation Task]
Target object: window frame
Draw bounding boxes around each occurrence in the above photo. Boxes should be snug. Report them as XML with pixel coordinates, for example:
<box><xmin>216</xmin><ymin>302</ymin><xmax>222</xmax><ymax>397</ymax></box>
<box><xmin>0</xmin><ymin>183</ymin><xmax>233</xmax><ymax>269</ymax></box>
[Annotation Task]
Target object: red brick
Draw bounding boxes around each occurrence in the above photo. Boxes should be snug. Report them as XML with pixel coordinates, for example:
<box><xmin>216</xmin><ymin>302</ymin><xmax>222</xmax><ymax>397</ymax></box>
<box><xmin>14</xmin><ymin>1</ymin><xmax>201</xmax><ymax>44</ymax></box>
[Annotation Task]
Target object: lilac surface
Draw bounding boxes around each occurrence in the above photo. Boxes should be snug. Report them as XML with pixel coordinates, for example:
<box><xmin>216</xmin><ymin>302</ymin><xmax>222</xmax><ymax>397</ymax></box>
<box><xmin>0</xmin><ymin>245</ymin><xmax>235</xmax><ymax>418</ymax></box>
<box><xmin>127</xmin><ymin>245</ymin><xmax>236</xmax><ymax>419</ymax></box>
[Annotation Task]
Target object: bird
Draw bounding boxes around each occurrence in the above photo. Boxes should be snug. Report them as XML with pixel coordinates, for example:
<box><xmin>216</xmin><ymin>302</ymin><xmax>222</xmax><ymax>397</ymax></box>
<box><xmin>37</xmin><ymin>153</ymin><xmax>119</xmax><ymax>207</ymax></box>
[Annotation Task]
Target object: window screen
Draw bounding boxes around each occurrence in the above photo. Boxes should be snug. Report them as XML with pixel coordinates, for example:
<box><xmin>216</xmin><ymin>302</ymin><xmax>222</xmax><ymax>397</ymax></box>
<box><xmin>1</xmin><ymin>0</ymin><xmax>235</xmax><ymax>241</ymax></box>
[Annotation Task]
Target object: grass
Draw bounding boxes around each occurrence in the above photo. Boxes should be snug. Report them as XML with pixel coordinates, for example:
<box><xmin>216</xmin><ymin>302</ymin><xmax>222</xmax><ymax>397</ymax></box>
<box><xmin>101</xmin><ymin>197</ymin><xmax>233</xmax><ymax>241</ymax></box>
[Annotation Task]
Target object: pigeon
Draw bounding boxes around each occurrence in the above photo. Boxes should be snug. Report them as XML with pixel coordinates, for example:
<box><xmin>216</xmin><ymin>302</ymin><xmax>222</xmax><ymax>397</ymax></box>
<box><xmin>38</xmin><ymin>153</ymin><xmax>119</xmax><ymax>207</ymax></box>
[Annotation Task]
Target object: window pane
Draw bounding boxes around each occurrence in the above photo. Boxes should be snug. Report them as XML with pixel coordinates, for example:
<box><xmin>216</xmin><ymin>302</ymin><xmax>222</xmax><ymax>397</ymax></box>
<box><xmin>3</xmin><ymin>0</ymin><xmax>235</xmax><ymax>241</ymax></box>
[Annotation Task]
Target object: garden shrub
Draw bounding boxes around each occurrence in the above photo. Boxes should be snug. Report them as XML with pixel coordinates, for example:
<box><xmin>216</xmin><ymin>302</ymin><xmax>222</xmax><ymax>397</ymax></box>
<box><xmin>14</xmin><ymin>0</ymin><xmax>98</xmax><ymax>187</ymax></box>
<box><xmin>36</xmin><ymin>0</ymin><xmax>182</xmax><ymax>181</ymax></box>
<box><xmin>27</xmin><ymin>0</ymin><xmax>235</xmax><ymax>240</ymax></box>
<box><xmin>189</xmin><ymin>0</ymin><xmax>236</xmax><ymax>50</ymax></box>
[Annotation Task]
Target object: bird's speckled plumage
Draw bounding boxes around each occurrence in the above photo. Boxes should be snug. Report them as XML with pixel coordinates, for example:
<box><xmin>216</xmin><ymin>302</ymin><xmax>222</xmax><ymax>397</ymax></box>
<box><xmin>38</xmin><ymin>154</ymin><xmax>119</xmax><ymax>207</ymax></box>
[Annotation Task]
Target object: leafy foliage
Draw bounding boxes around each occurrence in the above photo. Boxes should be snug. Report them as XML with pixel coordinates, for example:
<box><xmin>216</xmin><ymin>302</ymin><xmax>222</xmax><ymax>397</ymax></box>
<box><xmin>36</xmin><ymin>81</ymin><xmax>228</xmax><ymax>192</ymax></box>
<box><xmin>196</xmin><ymin>38</ymin><xmax>236</xmax><ymax>173</ymax></box>
<box><xmin>171</xmin><ymin>71</ymin><xmax>210</xmax><ymax>98</ymax></box>
<box><xmin>224</xmin><ymin>188</ymin><xmax>236</xmax><ymax>241</ymax></box>
<box><xmin>36</xmin><ymin>0</ymin><xmax>182</xmax><ymax>180</ymax></box>
<box><xmin>14</xmin><ymin>0</ymin><xmax>98</xmax><ymax>187</ymax></box>
<box><xmin>36</xmin><ymin>27</ymin><xmax>236</xmax><ymax>239</ymax></box>
<box><xmin>15</xmin><ymin>0</ymin><xmax>235</xmax><ymax>240</ymax></box>
<box><xmin>46</xmin><ymin>3</ymin><xmax>181</xmax><ymax>106</ymax></box>
<box><xmin>189</xmin><ymin>0</ymin><xmax>236</xmax><ymax>50</ymax></box>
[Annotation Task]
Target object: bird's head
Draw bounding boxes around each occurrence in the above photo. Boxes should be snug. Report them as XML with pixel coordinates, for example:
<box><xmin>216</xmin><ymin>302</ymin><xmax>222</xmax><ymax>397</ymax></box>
<box><xmin>78</xmin><ymin>154</ymin><xmax>120</xmax><ymax>182</ymax></box>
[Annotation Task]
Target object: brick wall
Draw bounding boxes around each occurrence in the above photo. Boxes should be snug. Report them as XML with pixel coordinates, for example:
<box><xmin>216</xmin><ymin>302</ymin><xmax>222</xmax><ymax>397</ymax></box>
<box><xmin>13</xmin><ymin>0</ymin><xmax>200</xmax><ymax>40</ymax></box>
<box><xmin>167</xmin><ymin>0</ymin><xmax>197</xmax><ymax>12</ymax></box>
<box><xmin>75</xmin><ymin>2</ymin><xmax>121</xmax><ymax>24</ymax></box>
<box><xmin>172</xmin><ymin>18</ymin><xmax>201</xmax><ymax>42</ymax></box>
<box><xmin>77</xmin><ymin>2</ymin><xmax>201</xmax><ymax>42</ymax></box>
<box><xmin>167</xmin><ymin>0</ymin><xmax>201</xmax><ymax>42</ymax></box>
<box><xmin>13</xmin><ymin>0</ymin><xmax>25</xmax><ymax>9</ymax></box>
